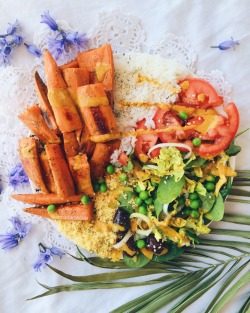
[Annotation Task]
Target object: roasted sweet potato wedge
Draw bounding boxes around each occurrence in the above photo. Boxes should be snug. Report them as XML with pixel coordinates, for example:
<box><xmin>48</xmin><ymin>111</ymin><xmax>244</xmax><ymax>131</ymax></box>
<box><xmin>12</xmin><ymin>193</ymin><xmax>82</xmax><ymax>205</ymax></box>
<box><xmin>24</xmin><ymin>202</ymin><xmax>94</xmax><ymax>221</ymax></box>
<box><xmin>45</xmin><ymin>143</ymin><xmax>75</xmax><ymax>199</ymax></box>
<box><xmin>18</xmin><ymin>104</ymin><xmax>60</xmax><ymax>144</ymax></box>
<box><xmin>90</xmin><ymin>140</ymin><xmax>120</xmax><ymax>180</ymax></box>
<box><xmin>77</xmin><ymin>44</ymin><xmax>114</xmax><ymax>106</ymax></box>
<box><xmin>34</xmin><ymin>71</ymin><xmax>59</xmax><ymax>133</ymax></box>
<box><xmin>18</xmin><ymin>137</ymin><xmax>48</xmax><ymax>193</ymax></box>
<box><xmin>77</xmin><ymin>83</ymin><xmax>119</xmax><ymax>140</ymax></box>
<box><xmin>68</xmin><ymin>154</ymin><xmax>95</xmax><ymax>196</ymax></box>
<box><xmin>44</xmin><ymin>49</ymin><xmax>82</xmax><ymax>133</ymax></box>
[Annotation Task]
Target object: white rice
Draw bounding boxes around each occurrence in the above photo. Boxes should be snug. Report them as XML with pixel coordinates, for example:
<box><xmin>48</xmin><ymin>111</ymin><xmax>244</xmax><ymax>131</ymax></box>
<box><xmin>111</xmin><ymin>53</ymin><xmax>192</xmax><ymax>163</ymax></box>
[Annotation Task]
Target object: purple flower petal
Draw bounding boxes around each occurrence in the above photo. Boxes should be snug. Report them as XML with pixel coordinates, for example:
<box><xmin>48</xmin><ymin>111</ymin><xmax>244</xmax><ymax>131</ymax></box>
<box><xmin>12</xmin><ymin>34</ymin><xmax>23</xmax><ymax>46</ymax></box>
<box><xmin>41</xmin><ymin>11</ymin><xmax>59</xmax><ymax>31</ymax></box>
<box><xmin>9</xmin><ymin>163</ymin><xmax>29</xmax><ymax>189</ymax></box>
<box><xmin>7</xmin><ymin>20</ymin><xmax>20</xmax><ymax>36</ymax></box>
<box><xmin>9</xmin><ymin>216</ymin><xmax>32</xmax><ymax>239</ymax></box>
<box><xmin>66</xmin><ymin>32</ymin><xmax>88</xmax><ymax>52</ymax></box>
<box><xmin>0</xmin><ymin>233</ymin><xmax>20</xmax><ymax>251</ymax></box>
<box><xmin>50</xmin><ymin>247</ymin><xmax>65</xmax><ymax>259</ymax></box>
<box><xmin>33</xmin><ymin>245</ymin><xmax>64</xmax><ymax>272</ymax></box>
<box><xmin>0</xmin><ymin>215</ymin><xmax>31</xmax><ymax>252</ymax></box>
<box><xmin>24</xmin><ymin>43</ymin><xmax>42</xmax><ymax>58</ymax></box>
<box><xmin>211</xmin><ymin>38</ymin><xmax>239</xmax><ymax>51</ymax></box>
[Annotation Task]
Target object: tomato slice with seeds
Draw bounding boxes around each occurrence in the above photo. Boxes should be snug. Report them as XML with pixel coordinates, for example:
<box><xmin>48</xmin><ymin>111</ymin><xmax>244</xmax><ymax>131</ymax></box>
<box><xmin>134</xmin><ymin>119</ymin><xmax>158</xmax><ymax>162</ymax></box>
<box><xmin>153</xmin><ymin>109</ymin><xmax>186</xmax><ymax>142</ymax></box>
<box><xmin>197</xmin><ymin>102</ymin><xmax>239</xmax><ymax>157</ymax></box>
<box><xmin>179</xmin><ymin>78</ymin><xmax>224</xmax><ymax>109</ymax></box>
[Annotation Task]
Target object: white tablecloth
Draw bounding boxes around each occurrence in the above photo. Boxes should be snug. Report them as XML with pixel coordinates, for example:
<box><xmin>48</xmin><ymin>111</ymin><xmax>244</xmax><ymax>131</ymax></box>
<box><xmin>0</xmin><ymin>1</ymin><xmax>249</xmax><ymax>313</ymax></box>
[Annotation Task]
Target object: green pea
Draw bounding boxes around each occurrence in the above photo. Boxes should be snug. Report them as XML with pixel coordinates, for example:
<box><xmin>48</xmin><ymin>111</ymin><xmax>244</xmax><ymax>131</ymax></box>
<box><xmin>136</xmin><ymin>239</ymin><xmax>146</xmax><ymax>249</ymax></box>
<box><xmin>81</xmin><ymin>195</ymin><xmax>90</xmax><ymax>204</ymax></box>
<box><xmin>189</xmin><ymin>192</ymin><xmax>199</xmax><ymax>200</ymax></box>
<box><xmin>47</xmin><ymin>204</ymin><xmax>56</xmax><ymax>212</ymax></box>
<box><xmin>190</xmin><ymin>210</ymin><xmax>200</xmax><ymax>218</ymax></box>
<box><xmin>139</xmin><ymin>190</ymin><xmax>149</xmax><ymax>200</ymax></box>
<box><xmin>189</xmin><ymin>199</ymin><xmax>201</xmax><ymax>210</ymax></box>
<box><xmin>106</xmin><ymin>164</ymin><xmax>115</xmax><ymax>174</ymax></box>
<box><xmin>145</xmin><ymin>197</ymin><xmax>153</xmax><ymax>205</ymax></box>
<box><xmin>119</xmin><ymin>173</ymin><xmax>128</xmax><ymax>182</ymax></box>
<box><xmin>93</xmin><ymin>182</ymin><xmax>100</xmax><ymax>193</ymax></box>
<box><xmin>100</xmin><ymin>183</ymin><xmax>108</xmax><ymax>193</ymax></box>
<box><xmin>135</xmin><ymin>185</ymin><xmax>142</xmax><ymax>193</ymax></box>
<box><xmin>192</xmin><ymin>137</ymin><xmax>202</xmax><ymax>147</ymax></box>
<box><xmin>151</xmin><ymin>181</ymin><xmax>159</xmax><ymax>187</ymax></box>
<box><xmin>135</xmin><ymin>197</ymin><xmax>143</xmax><ymax>206</ymax></box>
<box><xmin>177</xmin><ymin>196</ymin><xmax>185</xmax><ymax>206</ymax></box>
<box><xmin>205</xmin><ymin>182</ymin><xmax>215</xmax><ymax>191</ymax></box>
<box><xmin>138</xmin><ymin>205</ymin><xmax>147</xmax><ymax>215</ymax></box>
<box><xmin>183</xmin><ymin>208</ymin><xmax>192</xmax><ymax>215</ymax></box>
<box><xmin>206</xmin><ymin>174</ymin><xmax>216</xmax><ymax>183</ymax></box>
<box><xmin>179</xmin><ymin>112</ymin><xmax>188</xmax><ymax>120</ymax></box>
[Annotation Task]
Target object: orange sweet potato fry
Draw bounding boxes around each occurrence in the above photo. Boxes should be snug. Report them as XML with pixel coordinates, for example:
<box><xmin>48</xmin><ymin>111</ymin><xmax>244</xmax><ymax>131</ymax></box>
<box><xmin>90</xmin><ymin>140</ymin><xmax>120</xmax><ymax>180</ymax></box>
<box><xmin>18</xmin><ymin>104</ymin><xmax>60</xmax><ymax>144</ymax></box>
<box><xmin>59</xmin><ymin>59</ymin><xmax>79</xmax><ymax>71</ymax></box>
<box><xmin>18</xmin><ymin>137</ymin><xmax>48</xmax><ymax>193</ymax></box>
<box><xmin>45</xmin><ymin>143</ymin><xmax>75</xmax><ymax>199</ymax></box>
<box><xmin>34</xmin><ymin>71</ymin><xmax>59</xmax><ymax>134</ymax></box>
<box><xmin>63</xmin><ymin>131</ymin><xmax>80</xmax><ymax>158</ymax></box>
<box><xmin>77</xmin><ymin>83</ymin><xmax>119</xmax><ymax>140</ymax></box>
<box><xmin>12</xmin><ymin>193</ymin><xmax>82</xmax><ymax>205</ymax></box>
<box><xmin>68</xmin><ymin>154</ymin><xmax>95</xmax><ymax>197</ymax></box>
<box><xmin>63</xmin><ymin>67</ymin><xmax>89</xmax><ymax>105</ymax></box>
<box><xmin>77</xmin><ymin>44</ymin><xmax>114</xmax><ymax>106</ymax></box>
<box><xmin>24</xmin><ymin>202</ymin><xmax>94</xmax><ymax>221</ymax></box>
<box><xmin>44</xmin><ymin>49</ymin><xmax>82</xmax><ymax>133</ymax></box>
<box><xmin>39</xmin><ymin>150</ymin><xmax>56</xmax><ymax>193</ymax></box>
<box><xmin>75</xmin><ymin>126</ymin><xmax>96</xmax><ymax>156</ymax></box>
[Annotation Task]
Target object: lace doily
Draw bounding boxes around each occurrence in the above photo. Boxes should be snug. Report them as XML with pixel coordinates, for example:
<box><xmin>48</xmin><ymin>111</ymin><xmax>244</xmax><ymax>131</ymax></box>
<box><xmin>0</xmin><ymin>10</ymin><xmax>232</xmax><ymax>255</ymax></box>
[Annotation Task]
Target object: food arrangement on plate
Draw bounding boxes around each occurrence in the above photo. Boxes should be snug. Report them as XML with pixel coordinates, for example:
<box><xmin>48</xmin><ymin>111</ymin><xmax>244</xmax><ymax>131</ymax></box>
<box><xmin>12</xmin><ymin>44</ymin><xmax>240</xmax><ymax>267</ymax></box>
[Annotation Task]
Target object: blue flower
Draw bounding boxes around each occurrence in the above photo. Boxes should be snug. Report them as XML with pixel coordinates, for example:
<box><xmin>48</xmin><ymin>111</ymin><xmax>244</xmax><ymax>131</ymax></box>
<box><xmin>12</xmin><ymin>34</ymin><xmax>23</xmax><ymax>46</ymax></box>
<box><xmin>6</xmin><ymin>20</ymin><xmax>20</xmax><ymax>36</ymax></box>
<box><xmin>9</xmin><ymin>163</ymin><xmax>29</xmax><ymax>189</ymax></box>
<box><xmin>33</xmin><ymin>244</ymin><xmax>65</xmax><ymax>272</ymax></box>
<box><xmin>211</xmin><ymin>37</ymin><xmax>239</xmax><ymax>50</ymax></box>
<box><xmin>41</xmin><ymin>11</ymin><xmax>59</xmax><ymax>31</ymax></box>
<box><xmin>24</xmin><ymin>43</ymin><xmax>42</xmax><ymax>57</ymax></box>
<box><xmin>47</xmin><ymin>36</ymin><xmax>68</xmax><ymax>60</ymax></box>
<box><xmin>0</xmin><ymin>216</ymin><xmax>32</xmax><ymax>251</ymax></box>
<box><xmin>65</xmin><ymin>32</ymin><xmax>88</xmax><ymax>52</ymax></box>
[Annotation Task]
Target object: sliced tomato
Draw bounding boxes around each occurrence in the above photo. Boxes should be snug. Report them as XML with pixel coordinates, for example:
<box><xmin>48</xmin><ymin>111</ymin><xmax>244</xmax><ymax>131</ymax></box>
<box><xmin>118</xmin><ymin>152</ymin><xmax>128</xmax><ymax>166</ymax></box>
<box><xmin>179</xmin><ymin>78</ymin><xmax>223</xmax><ymax>108</ymax></box>
<box><xmin>153</xmin><ymin>108</ymin><xmax>188</xmax><ymax>142</ymax></box>
<box><xmin>197</xmin><ymin>102</ymin><xmax>239</xmax><ymax>157</ymax></box>
<box><xmin>134</xmin><ymin>119</ymin><xmax>158</xmax><ymax>162</ymax></box>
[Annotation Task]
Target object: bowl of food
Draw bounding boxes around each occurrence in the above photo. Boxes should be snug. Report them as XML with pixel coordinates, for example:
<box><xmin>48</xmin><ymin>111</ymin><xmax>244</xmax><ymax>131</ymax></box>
<box><xmin>12</xmin><ymin>44</ymin><xmax>239</xmax><ymax>267</ymax></box>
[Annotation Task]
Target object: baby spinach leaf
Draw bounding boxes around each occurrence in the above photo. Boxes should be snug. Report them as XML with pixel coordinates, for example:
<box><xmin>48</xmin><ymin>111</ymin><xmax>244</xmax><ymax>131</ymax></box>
<box><xmin>205</xmin><ymin>192</ymin><xmax>224</xmax><ymax>221</ymax></box>
<box><xmin>153</xmin><ymin>244</ymin><xmax>184</xmax><ymax>262</ymax></box>
<box><xmin>220</xmin><ymin>178</ymin><xmax>232</xmax><ymax>200</ymax></box>
<box><xmin>185</xmin><ymin>156</ymin><xmax>207</xmax><ymax>169</ymax></box>
<box><xmin>225</xmin><ymin>141</ymin><xmax>241</xmax><ymax>156</ymax></box>
<box><xmin>157</xmin><ymin>175</ymin><xmax>185</xmax><ymax>204</ymax></box>
<box><xmin>123</xmin><ymin>252</ymin><xmax>150</xmax><ymax>268</ymax></box>
<box><xmin>199</xmin><ymin>192</ymin><xmax>216</xmax><ymax>213</ymax></box>
<box><xmin>154</xmin><ymin>198</ymin><xmax>164</xmax><ymax>218</ymax></box>
<box><xmin>118</xmin><ymin>191</ymin><xmax>134</xmax><ymax>214</ymax></box>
